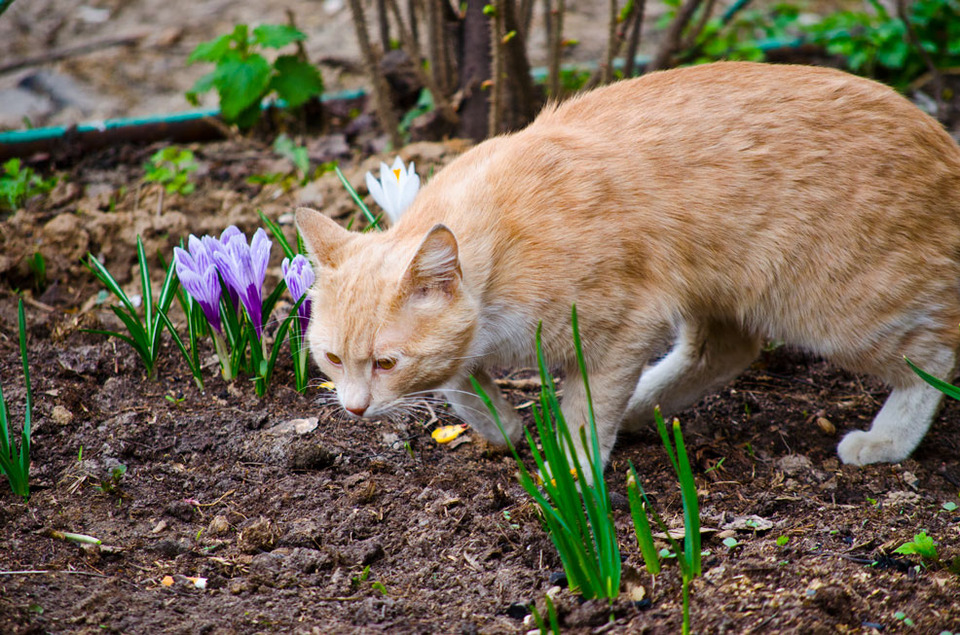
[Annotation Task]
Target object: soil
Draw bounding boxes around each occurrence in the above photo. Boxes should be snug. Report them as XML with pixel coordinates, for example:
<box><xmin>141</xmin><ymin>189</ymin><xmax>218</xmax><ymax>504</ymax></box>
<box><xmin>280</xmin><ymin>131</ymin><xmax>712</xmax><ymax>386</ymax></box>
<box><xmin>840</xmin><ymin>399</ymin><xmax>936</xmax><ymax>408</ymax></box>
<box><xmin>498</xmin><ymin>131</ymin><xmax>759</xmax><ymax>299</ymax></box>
<box><xmin>2</xmin><ymin>2</ymin><xmax>960</xmax><ymax>631</ymax></box>
<box><xmin>1</xmin><ymin>119</ymin><xmax>960</xmax><ymax>634</ymax></box>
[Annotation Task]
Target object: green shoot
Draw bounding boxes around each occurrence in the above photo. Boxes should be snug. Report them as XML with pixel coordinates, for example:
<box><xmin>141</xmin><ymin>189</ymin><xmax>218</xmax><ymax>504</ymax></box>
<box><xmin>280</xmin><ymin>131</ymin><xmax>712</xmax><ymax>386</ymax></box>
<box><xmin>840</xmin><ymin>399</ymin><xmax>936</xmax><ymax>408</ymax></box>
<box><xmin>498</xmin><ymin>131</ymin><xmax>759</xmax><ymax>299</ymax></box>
<box><xmin>85</xmin><ymin>236</ymin><xmax>178</xmax><ymax>379</ymax></box>
<box><xmin>472</xmin><ymin>305</ymin><xmax>621</xmax><ymax>602</ymax></box>
<box><xmin>143</xmin><ymin>147</ymin><xmax>198</xmax><ymax>195</ymax></box>
<box><xmin>893</xmin><ymin>531</ymin><xmax>939</xmax><ymax>562</ymax></box>
<box><xmin>0</xmin><ymin>299</ymin><xmax>33</xmax><ymax>501</ymax></box>
<box><xmin>335</xmin><ymin>165</ymin><xmax>382</xmax><ymax>230</ymax></box>
<box><xmin>1</xmin><ymin>158</ymin><xmax>57</xmax><ymax>211</ymax></box>
<box><xmin>626</xmin><ymin>408</ymin><xmax>702</xmax><ymax>635</ymax></box>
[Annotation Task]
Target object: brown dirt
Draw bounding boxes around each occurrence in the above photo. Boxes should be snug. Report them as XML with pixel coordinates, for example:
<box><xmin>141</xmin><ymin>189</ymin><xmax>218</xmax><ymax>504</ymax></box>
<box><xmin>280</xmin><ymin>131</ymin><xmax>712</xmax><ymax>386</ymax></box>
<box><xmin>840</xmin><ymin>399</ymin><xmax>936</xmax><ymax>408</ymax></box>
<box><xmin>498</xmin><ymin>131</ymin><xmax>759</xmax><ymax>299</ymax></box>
<box><xmin>1</xmin><ymin>127</ymin><xmax>960</xmax><ymax>635</ymax></box>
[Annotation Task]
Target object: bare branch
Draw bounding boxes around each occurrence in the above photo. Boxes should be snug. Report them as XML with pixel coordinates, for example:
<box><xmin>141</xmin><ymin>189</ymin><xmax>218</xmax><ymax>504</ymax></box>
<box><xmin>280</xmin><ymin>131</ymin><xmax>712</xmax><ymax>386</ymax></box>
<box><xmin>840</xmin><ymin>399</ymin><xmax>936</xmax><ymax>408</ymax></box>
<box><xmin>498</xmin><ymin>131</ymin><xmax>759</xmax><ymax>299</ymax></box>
<box><xmin>347</xmin><ymin>0</ymin><xmax>403</xmax><ymax>148</ymax></box>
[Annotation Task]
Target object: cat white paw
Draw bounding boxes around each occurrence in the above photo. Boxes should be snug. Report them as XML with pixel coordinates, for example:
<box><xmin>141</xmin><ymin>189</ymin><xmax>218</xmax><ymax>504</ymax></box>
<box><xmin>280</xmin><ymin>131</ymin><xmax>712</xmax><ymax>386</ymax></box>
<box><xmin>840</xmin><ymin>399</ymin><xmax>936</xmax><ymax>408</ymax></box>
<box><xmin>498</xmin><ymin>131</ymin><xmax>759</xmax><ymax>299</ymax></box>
<box><xmin>837</xmin><ymin>430</ymin><xmax>909</xmax><ymax>465</ymax></box>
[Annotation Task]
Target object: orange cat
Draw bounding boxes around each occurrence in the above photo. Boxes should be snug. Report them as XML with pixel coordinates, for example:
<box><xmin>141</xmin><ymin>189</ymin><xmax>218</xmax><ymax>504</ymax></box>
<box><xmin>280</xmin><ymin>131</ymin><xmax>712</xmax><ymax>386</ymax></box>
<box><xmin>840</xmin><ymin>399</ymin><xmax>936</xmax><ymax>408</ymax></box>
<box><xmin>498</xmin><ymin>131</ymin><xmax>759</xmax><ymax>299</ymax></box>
<box><xmin>297</xmin><ymin>62</ymin><xmax>960</xmax><ymax>477</ymax></box>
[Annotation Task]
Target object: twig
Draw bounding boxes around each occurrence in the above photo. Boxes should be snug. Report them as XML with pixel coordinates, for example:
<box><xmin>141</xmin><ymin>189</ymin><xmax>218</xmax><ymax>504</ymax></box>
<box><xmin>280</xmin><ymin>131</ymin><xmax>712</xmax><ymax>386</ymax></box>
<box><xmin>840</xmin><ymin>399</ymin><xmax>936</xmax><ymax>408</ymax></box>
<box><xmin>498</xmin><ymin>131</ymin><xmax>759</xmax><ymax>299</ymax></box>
<box><xmin>679</xmin><ymin>0</ymin><xmax>718</xmax><ymax>53</ymax></box>
<box><xmin>489</xmin><ymin>1</ymin><xmax>505</xmax><ymax>136</ymax></box>
<box><xmin>547</xmin><ymin>0</ymin><xmax>565</xmax><ymax>99</ymax></box>
<box><xmin>601</xmin><ymin>0</ymin><xmax>619</xmax><ymax>84</ymax></box>
<box><xmin>623</xmin><ymin>0</ymin><xmax>646</xmax><ymax>78</ymax></box>
<box><xmin>376</xmin><ymin>0</ymin><xmax>391</xmax><ymax>53</ymax></box>
<box><xmin>347</xmin><ymin>0</ymin><xmax>403</xmax><ymax>149</ymax></box>
<box><xmin>0</xmin><ymin>31</ymin><xmax>149</xmax><ymax>75</ymax></box>
<box><xmin>499</xmin><ymin>0</ymin><xmax>538</xmax><ymax>125</ymax></box>
<box><xmin>0</xmin><ymin>569</ymin><xmax>108</xmax><ymax>578</ymax></box>
<box><xmin>386</xmin><ymin>0</ymin><xmax>460</xmax><ymax>125</ymax></box>
<box><xmin>647</xmin><ymin>0</ymin><xmax>704</xmax><ymax>71</ymax></box>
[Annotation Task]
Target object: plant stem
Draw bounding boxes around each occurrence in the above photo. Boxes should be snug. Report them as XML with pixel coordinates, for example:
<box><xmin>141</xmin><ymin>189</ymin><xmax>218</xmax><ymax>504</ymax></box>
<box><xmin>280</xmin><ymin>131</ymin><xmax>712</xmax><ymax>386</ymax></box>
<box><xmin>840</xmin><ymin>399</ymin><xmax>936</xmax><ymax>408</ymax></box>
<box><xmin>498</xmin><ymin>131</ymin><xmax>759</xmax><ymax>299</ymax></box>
<box><xmin>682</xmin><ymin>575</ymin><xmax>691</xmax><ymax>635</ymax></box>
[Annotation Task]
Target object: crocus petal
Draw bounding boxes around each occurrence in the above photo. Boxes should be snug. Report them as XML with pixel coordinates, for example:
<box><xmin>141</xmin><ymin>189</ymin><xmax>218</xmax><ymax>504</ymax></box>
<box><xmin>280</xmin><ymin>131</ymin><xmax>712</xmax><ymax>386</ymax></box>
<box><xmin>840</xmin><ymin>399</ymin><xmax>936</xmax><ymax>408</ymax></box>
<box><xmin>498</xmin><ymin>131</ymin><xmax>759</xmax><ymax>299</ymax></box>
<box><xmin>365</xmin><ymin>171</ymin><xmax>388</xmax><ymax>214</ymax></box>
<box><xmin>250</xmin><ymin>228</ymin><xmax>271</xmax><ymax>289</ymax></box>
<box><xmin>379</xmin><ymin>162</ymin><xmax>401</xmax><ymax>221</ymax></box>
<box><xmin>174</xmin><ymin>245</ymin><xmax>223</xmax><ymax>333</ymax></box>
<box><xmin>398</xmin><ymin>171</ymin><xmax>420</xmax><ymax>214</ymax></box>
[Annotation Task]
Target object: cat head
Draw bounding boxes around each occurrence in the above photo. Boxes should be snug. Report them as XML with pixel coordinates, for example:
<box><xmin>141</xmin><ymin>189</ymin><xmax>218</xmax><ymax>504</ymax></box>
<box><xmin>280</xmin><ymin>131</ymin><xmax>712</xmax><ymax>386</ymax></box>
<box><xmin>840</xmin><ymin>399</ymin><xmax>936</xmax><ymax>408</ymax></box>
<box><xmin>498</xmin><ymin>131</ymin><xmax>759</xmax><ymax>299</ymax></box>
<box><xmin>296</xmin><ymin>207</ymin><xmax>479</xmax><ymax>419</ymax></box>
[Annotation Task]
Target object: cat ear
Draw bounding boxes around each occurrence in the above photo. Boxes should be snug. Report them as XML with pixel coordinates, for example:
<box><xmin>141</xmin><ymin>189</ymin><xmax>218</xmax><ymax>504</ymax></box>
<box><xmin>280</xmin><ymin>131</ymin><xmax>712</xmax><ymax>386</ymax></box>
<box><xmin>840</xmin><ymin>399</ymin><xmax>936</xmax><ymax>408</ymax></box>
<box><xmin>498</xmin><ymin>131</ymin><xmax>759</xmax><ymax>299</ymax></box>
<box><xmin>402</xmin><ymin>224</ymin><xmax>462</xmax><ymax>296</ymax></box>
<box><xmin>296</xmin><ymin>206</ymin><xmax>352</xmax><ymax>269</ymax></box>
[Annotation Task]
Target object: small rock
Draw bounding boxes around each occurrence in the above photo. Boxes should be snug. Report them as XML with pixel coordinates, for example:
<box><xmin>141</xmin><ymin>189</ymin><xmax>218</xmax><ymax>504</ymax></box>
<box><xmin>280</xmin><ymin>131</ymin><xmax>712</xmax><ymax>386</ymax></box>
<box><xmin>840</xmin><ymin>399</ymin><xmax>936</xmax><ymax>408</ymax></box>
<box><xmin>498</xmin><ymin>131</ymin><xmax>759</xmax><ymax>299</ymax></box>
<box><xmin>150</xmin><ymin>539</ymin><xmax>188</xmax><ymax>558</ymax></box>
<box><xmin>548</xmin><ymin>571</ymin><xmax>568</xmax><ymax>588</ymax></box>
<box><xmin>776</xmin><ymin>454</ymin><xmax>812</xmax><ymax>476</ymax></box>
<box><xmin>288</xmin><ymin>443</ymin><xmax>335</xmax><ymax>470</ymax></box>
<box><xmin>816</xmin><ymin>417</ymin><xmax>836</xmax><ymax>436</ymax></box>
<box><xmin>238</xmin><ymin>517</ymin><xmax>277</xmax><ymax>554</ymax></box>
<box><xmin>722</xmin><ymin>515</ymin><xmax>774</xmax><ymax>533</ymax></box>
<box><xmin>164</xmin><ymin>500</ymin><xmax>197</xmax><ymax>523</ymax></box>
<box><xmin>51</xmin><ymin>405</ymin><xmax>74</xmax><ymax>426</ymax></box>
<box><xmin>505</xmin><ymin>603</ymin><xmax>530</xmax><ymax>619</ymax></box>
<box><xmin>207</xmin><ymin>515</ymin><xmax>231</xmax><ymax>537</ymax></box>
<box><xmin>900</xmin><ymin>471</ymin><xmax>920</xmax><ymax>489</ymax></box>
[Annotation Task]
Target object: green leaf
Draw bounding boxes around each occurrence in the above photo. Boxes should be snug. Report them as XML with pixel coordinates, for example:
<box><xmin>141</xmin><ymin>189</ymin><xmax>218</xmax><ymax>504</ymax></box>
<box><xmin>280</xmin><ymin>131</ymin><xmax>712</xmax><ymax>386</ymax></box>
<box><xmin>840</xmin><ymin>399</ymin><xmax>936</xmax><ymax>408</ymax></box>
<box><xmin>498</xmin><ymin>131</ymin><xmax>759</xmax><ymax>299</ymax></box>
<box><xmin>252</xmin><ymin>24</ymin><xmax>305</xmax><ymax>49</ymax></box>
<box><xmin>905</xmin><ymin>357</ymin><xmax>960</xmax><ymax>401</ymax></box>
<box><xmin>188</xmin><ymin>33</ymin><xmax>235</xmax><ymax>64</ymax></box>
<box><xmin>269</xmin><ymin>55</ymin><xmax>324</xmax><ymax>108</ymax></box>
<box><xmin>213</xmin><ymin>54</ymin><xmax>272</xmax><ymax>122</ymax></box>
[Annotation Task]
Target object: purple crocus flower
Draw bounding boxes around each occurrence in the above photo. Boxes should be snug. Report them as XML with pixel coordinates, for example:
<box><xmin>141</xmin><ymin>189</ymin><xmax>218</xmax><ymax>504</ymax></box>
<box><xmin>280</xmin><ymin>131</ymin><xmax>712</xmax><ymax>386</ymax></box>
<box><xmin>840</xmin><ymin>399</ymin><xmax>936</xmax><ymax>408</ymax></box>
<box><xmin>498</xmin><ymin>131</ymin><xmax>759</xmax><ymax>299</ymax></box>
<box><xmin>212</xmin><ymin>227</ymin><xmax>271</xmax><ymax>340</ymax></box>
<box><xmin>203</xmin><ymin>226</ymin><xmax>243</xmax><ymax>312</ymax></box>
<box><xmin>173</xmin><ymin>235</ymin><xmax>222</xmax><ymax>333</ymax></box>
<box><xmin>282</xmin><ymin>254</ymin><xmax>314</xmax><ymax>339</ymax></box>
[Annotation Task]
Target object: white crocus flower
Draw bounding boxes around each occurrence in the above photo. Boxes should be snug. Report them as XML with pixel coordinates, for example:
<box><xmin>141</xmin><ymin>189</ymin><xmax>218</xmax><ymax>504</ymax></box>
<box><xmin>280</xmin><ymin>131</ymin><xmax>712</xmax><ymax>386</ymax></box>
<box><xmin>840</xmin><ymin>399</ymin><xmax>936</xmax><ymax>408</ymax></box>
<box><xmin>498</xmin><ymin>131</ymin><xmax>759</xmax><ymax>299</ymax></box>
<box><xmin>365</xmin><ymin>156</ymin><xmax>420</xmax><ymax>224</ymax></box>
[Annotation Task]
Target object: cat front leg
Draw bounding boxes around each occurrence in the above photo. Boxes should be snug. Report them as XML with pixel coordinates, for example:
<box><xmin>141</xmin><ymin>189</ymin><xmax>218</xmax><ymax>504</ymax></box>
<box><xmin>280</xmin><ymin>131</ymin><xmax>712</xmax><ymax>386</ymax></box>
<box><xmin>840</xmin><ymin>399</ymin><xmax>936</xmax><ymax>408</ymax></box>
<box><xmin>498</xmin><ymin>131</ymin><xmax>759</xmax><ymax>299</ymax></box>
<box><xmin>559</xmin><ymin>362</ymin><xmax>645</xmax><ymax>484</ymax></box>
<box><xmin>441</xmin><ymin>369</ymin><xmax>523</xmax><ymax>444</ymax></box>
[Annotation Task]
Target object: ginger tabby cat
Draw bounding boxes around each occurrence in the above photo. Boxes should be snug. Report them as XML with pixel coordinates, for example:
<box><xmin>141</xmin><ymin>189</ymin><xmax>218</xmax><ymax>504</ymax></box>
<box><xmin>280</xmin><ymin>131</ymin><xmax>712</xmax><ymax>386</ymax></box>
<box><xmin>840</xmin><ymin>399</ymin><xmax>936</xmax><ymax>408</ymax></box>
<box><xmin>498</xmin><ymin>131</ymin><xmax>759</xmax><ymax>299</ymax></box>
<box><xmin>297</xmin><ymin>62</ymin><xmax>960</xmax><ymax>477</ymax></box>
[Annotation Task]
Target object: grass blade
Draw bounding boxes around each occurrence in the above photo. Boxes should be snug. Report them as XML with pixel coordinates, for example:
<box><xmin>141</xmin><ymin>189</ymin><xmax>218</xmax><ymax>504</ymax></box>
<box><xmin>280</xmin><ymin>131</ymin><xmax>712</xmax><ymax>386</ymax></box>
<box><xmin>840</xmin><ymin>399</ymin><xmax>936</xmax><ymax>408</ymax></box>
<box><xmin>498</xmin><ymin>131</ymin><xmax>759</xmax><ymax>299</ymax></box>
<box><xmin>334</xmin><ymin>164</ymin><xmax>381</xmax><ymax>230</ymax></box>
<box><xmin>905</xmin><ymin>356</ymin><xmax>960</xmax><ymax>401</ymax></box>
<box><xmin>627</xmin><ymin>462</ymin><xmax>661</xmax><ymax>574</ymax></box>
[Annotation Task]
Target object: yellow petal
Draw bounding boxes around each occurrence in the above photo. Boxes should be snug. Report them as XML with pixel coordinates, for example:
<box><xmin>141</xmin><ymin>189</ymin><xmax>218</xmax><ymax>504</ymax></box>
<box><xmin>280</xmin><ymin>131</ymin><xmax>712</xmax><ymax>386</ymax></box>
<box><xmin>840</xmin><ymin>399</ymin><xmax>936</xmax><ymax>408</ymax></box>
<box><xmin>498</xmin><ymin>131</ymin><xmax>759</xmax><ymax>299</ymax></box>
<box><xmin>431</xmin><ymin>424</ymin><xmax>467</xmax><ymax>444</ymax></box>
<box><xmin>161</xmin><ymin>575</ymin><xmax>174</xmax><ymax>587</ymax></box>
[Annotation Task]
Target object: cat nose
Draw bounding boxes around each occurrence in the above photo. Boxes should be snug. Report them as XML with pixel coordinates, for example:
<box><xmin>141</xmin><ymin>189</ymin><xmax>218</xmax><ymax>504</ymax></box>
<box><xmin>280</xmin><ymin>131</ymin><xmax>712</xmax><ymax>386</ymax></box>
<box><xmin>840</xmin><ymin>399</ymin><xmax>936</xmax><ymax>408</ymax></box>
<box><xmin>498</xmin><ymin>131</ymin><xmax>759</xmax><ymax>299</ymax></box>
<box><xmin>346</xmin><ymin>405</ymin><xmax>367</xmax><ymax>417</ymax></box>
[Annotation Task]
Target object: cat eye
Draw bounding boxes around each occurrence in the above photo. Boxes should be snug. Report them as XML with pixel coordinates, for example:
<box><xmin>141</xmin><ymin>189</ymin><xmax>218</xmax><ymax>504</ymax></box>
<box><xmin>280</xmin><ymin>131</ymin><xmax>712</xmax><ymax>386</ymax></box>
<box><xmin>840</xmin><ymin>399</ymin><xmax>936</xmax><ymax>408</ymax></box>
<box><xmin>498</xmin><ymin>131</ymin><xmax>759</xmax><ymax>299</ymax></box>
<box><xmin>375</xmin><ymin>358</ymin><xmax>396</xmax><ymax>371</ymax></box>
<box><xmin>325</xmin><ymin>352</ymin><xmax>342</xmax><ymax>366</ymax></box>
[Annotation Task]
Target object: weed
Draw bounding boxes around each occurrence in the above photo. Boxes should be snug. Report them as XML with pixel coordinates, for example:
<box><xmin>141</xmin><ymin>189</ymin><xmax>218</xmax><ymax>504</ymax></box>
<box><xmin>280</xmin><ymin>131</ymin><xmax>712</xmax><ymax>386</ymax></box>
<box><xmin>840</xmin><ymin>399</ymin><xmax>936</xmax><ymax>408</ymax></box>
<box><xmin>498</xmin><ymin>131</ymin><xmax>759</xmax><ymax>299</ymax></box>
<box><xmin>627</xmin><ymin>409</ymin><xmax>702</xmax><ymax>635</ymax></box>
<box><xmin>186</xmin><ymin>23</ymin><xmax>324</xmax><ymax>129</ymax></box>
<box><xmin>776</xmin><ymin>535</ymin><xmax>790</xmax><ymax>546</ymax></box>
<box><xmin>0</xmin><ymin>158</ymin><xmax>57</xmax><ymax>211</ymax></box>
<box><xmin>474</xmin><ymin>305</ymin><xmax>621</xmax><ymax>603</ymax></box>
<box><xmin>27</xmin><ymin>251</ymin><xmax>46</xmax><ymax>292</ymax></box>
<box><xmin>0</xmin><ymin>299</ymin><xmax>33</xmax><ymax>501</ymax></box>
<box><xmin>893</xmin><ymin>531</ymin><xmax>939</xmax><ymax>563</ymax></box>
<box><xmin>723</xmin><ymin>537</ymin><xmax>740</xmax><ymax>549</ymax></box>
<box><xmin>143</xmin><ymin>147</ymin><xmax>198</xmax><ymax>195</ymax></box>
<box><xmin>529</xmin><ymin>592</ymin><xmax>560</xmax><ymax>634</ymax></box>
<box><xmin>86</xmin><ymin>236</ymin><xmax>178</xmax><ymax>380</ymax></box>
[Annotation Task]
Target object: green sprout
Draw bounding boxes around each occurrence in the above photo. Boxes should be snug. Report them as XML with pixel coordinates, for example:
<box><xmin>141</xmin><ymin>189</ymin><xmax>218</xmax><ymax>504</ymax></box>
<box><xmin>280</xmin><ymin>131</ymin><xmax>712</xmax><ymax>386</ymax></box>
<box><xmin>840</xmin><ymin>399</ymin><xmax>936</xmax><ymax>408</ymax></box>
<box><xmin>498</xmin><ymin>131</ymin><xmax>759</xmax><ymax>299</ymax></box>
<box><xmin>0</xmin><ymin>299</ymin><xmax>33</xmax><ymax>501</ymax></box>
<box><xmin>626</xmin><ymin>409</ymin><xmax>702</xmax><ymax>635</ymax></box>
<box><xmin>144</xmin><ymin>147</ymin><xmax>198</xmax><ymax>195</ymax></box>
<box><xmin>85</xmin><ymin>236</ymin><xmax>179</xmax><ymax>380</ymax></box>
<box><xmin>776</xmin><ymin>535</ymin><xmax>790</xmax><ymax>547</ymax></box>
<box><xmin>186</xmin><ymin>24</ymin><xmax>324</xmax><ymax>129</ymax></box>
<box><xmin>473</xmin><ymin>305</ymin><xmax>621</xmax><ymax>603</ymax></box>
<box><xmin>529</xmin><ymin>592</ymin><xmax>560</xmax><ymax>635</ymax></box>
<box><xmin>0</xmin><ymin>158</ymin><xmax>57</xmax><ymax>211</ymax></box>
<box><xmin>893</xmin><ymin>531</ymin><xmax>939</xmax><ymax>562</ymax></box>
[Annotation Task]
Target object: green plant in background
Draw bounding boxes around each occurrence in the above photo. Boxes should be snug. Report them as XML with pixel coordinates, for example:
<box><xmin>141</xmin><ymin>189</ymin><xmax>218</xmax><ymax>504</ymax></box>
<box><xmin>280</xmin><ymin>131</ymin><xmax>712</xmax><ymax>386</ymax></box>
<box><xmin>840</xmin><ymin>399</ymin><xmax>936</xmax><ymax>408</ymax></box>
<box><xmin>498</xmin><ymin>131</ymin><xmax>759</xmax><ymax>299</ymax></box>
<box><xmin>691</xmin><ymin>2</ymin><xmax>802</xmax><ymax>63</ymax></box>
<box><xmin>85</xmin><ymin>236</ymin><xmax>179</xmax><ymax>380</ymax></box>
<box><xmin>529</xmin><ymin>593</ymin><xmax>560</xmax><ymax>635</ymax></box>
<box><xmin>0</xmin><ymin>299</ymin><xmax>33</xmax><ymax>501</ymax></box>
<box><xmin>143</xmin><ymin>147</ymin><xmax>198</xmax><ymax>195</ymax></box>
<box><xmin>474</xmin><ymin>306</ymin><xmax>621</xmax><ymax>604</ymax></box>
<box><xmin>28</xmin><ymin>251</ymin><xmax>47</xmax><ymax>293</ymax></box>
<box><xmin>802</xmin><ymin>0</ymin><xmax>960</xmax><ymax>88</ymax></box>
<box><xmin>626</xmin><ymin>409</ymin><xmax>702</xmax><ymax>635</ymax></box>
<box><xmin>186</xmin><ymin>24</ymin><xmax>324</xmax><ymax>129</ymax></box>
<box><xmin>893</xmin><ymin>531</ymin><xmax>939</xmax><ymax>563</ymax></box>
<box><xmin>0</xmin><ymin>158</ymin><xmax>58</xmax><ymax>211</ymax></box>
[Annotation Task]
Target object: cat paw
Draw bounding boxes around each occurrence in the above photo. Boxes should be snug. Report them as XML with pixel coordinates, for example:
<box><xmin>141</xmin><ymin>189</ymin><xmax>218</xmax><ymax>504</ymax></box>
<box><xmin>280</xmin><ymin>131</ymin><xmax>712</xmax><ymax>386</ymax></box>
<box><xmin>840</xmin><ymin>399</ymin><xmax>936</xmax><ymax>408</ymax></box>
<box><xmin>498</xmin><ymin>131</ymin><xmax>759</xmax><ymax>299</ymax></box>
<box><xmin>837</xmin><ymin>430</ymin><xmax>909</xmax><ymax>465</ymax></box>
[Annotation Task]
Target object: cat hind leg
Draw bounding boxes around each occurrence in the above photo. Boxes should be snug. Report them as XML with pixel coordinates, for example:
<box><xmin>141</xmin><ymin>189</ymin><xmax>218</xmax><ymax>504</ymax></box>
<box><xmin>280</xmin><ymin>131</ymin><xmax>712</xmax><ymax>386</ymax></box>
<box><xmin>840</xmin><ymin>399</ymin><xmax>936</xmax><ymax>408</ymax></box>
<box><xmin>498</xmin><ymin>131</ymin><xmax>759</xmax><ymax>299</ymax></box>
<box><xmin>837</xmin><ymin>336</ymin><xmax>956</xmax><ymax>465</ymax></box>
<box><xmin>622</xmin><ymin>319</ymin><xmax>762</xmax><ymax>429</ymax></box>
